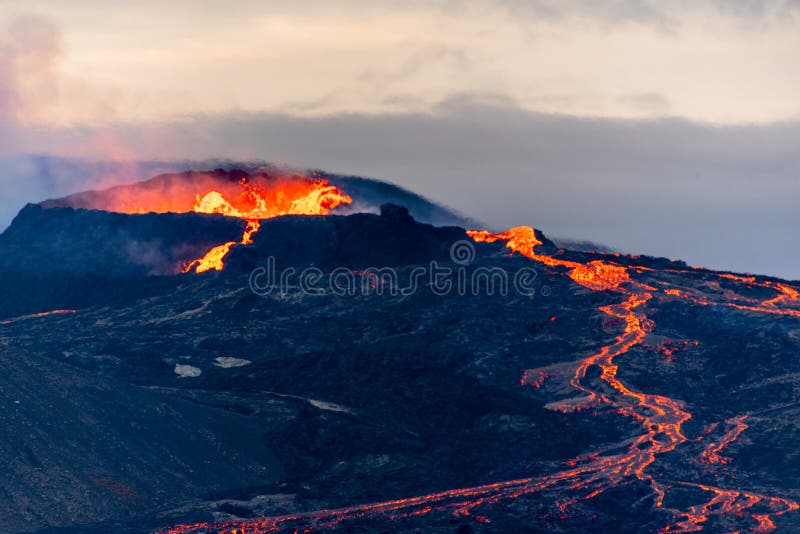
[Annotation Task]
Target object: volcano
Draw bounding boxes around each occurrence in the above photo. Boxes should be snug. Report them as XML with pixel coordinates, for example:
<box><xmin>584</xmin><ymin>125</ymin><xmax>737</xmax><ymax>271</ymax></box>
<box><xmin>1</xmin><ymin>168</ymin><xmax>799</xmax><ymax>533</ymax></box>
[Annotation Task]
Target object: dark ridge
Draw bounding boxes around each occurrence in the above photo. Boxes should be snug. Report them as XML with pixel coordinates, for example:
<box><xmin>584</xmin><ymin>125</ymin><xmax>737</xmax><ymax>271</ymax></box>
<box><xmin>0</xmin><ymin>202</ymin><xmax>501</xmax><ymax>319</ymax></box>
<box><xmin>319</xmin><ymin>172</ymin><xmax>479</xmax><ymax>228</ymax></box>
<box><xmin>0</xmin><ymin>205</ymin><xmax>243</xmax><ymax>319</ymax></box>
<box><xmin>227</xmin><ymin>209</ymin><xmax>472</xmax><ymax>272</ymax></box>
<box><xmin>0</xmin><ymin>204</ymin><xmax>246</xmax><ymax>276</ymax></box>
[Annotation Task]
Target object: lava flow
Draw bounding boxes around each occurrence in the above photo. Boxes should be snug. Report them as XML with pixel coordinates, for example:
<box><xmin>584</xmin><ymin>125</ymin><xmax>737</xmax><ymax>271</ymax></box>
<box><xmin>161</xmin><ymin>225</ymin><xmax>800</xmax><ymax>533</ymax></box>
<box><xmin>181</xmin><ymin>178</ymin><xmax>351</xmax><ymax>273</ymax></box>
<box><xmin>468</xmin><ymin>227</ymin><xmax>631</xmax><ymax>291</ymax></box>
<box><xmin>658</xmin><ymin>275</ymin><xmax>800</xmax><ymax>320</ymax></box>
<box><xmin>0</xmin><ymin>309</ymin><xmax>76</xmax><ymax>325</ymax></box>
<box><xmin>698</xmin><ymin>416</ymin><xmax>749</xmax><ymax>465</ymax></box>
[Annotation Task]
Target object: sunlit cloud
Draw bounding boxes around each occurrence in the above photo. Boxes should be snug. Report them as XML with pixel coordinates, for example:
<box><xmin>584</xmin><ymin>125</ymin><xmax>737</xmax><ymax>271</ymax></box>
<box><xmin>2</xmin><ymin>0</ymin><xmax>798</xmax><ymax>125</ymax></box>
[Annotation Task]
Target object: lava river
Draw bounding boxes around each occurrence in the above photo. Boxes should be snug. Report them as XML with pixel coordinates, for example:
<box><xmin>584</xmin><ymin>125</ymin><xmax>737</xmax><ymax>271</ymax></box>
<box><xmin>160</xmin><ymin>226</ymin><xmax>800</xmax><ymax>533</ymax></box>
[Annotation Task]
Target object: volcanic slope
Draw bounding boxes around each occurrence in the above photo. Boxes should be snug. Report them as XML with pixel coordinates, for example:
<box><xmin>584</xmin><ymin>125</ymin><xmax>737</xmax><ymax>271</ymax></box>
<box><xmin>0</xmin><ymin>197</ymin><xmax>799</xmax><ymax>533</ymax></box>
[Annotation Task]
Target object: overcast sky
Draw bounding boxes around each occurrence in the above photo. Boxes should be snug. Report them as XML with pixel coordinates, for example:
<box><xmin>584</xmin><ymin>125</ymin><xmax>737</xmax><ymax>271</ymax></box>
<box><xmin>1</xmin><ymin>1</ymin><xmax>799</xmax><ymax>279</ymax></box>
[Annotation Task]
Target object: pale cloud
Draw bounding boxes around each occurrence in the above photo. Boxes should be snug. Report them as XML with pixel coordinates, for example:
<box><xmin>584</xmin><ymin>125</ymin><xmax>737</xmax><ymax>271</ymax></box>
<box><xmin>0</xmin><ymin>15</ymin><xmax>62</xmax><ymax>124</ymax></box>
<box><xmin>0</xmin><ymin>1</ymin><xmax>798</xmax><ymax>125</ymax></box>
<box><xmin>622</xmin><ymin>92</ymin><xmax>671</xmax><ymax>114</ymax></box>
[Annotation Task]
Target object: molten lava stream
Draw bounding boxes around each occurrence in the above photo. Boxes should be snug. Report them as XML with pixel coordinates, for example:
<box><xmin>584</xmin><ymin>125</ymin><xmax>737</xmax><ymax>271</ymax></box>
<box><xmin>183</xmin><ymin>220</ymin><xmax>260</xmax><ymax>274</ymax></box>
<box><xmin>161</xmin><ymin>226</ymin><xmax>798</xmax><ymax>533</ymax></box>
<box><xmin>660</xmin><ymin>277</ymin><xmax>800</xmax><ymax>319</ymax></box>
<box><xmin>698</xmin><ymin>416</ymin><xmax>749</xmax><ymax>465</ymax></box>
<box><xmin>181</xmin><ymin>178</ymin><xmax>351</xmax><ymax>274</ymax></box>
<box><xmin>0</xmin><ymin>309</ymin><xmax>76</xmax><ymax>325</ymax></box>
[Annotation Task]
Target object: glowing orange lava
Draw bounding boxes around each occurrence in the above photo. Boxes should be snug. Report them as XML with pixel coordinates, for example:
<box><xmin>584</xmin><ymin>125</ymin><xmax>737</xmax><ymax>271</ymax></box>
<box><xmin>190</xmin><ymin>179</ymin><xmax>351</xmax><ymax>220</ymax></box>
<box><xmin>182</xmin><ymin>220</ymin><xmax>262</xmax><ymax>274</ymax></box>
<box><xmin>664</xmin><ymin>274</ymin><xmax>800</xmax><ymax>319</ymax></box>
<box><xmin>181</xmin><ymin>178</ymin><xmax>351</xmax><ymax>273</ymax></box>
<box><xmin>467</xmin><ymin>227</ymin><xmax>629</xmax><ymax>291</ymax></box>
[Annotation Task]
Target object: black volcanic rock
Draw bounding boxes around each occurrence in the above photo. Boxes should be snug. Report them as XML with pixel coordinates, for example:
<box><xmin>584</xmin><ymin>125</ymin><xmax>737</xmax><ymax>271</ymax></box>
<box><xmin>228</xmin><ymin>211</ymin><xmax>471</xmax><ymax>272</ymax></box>
<box><xmin>0</xmin><ymin>337</ymin><xmax>281</xmax><ymax>533</ymax></box>
<box><xmin>379</xmin><ymin>202</ymin><xmax>412</xmax><ymax>220</ymax></box>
